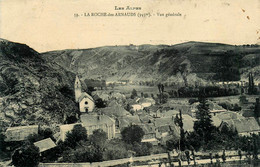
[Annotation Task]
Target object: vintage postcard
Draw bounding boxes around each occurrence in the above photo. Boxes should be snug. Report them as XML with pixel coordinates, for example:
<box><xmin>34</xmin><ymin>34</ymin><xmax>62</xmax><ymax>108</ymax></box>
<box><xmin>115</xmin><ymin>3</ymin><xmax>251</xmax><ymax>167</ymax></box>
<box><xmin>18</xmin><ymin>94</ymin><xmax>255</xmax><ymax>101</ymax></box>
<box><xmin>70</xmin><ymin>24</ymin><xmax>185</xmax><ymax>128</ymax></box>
<box><xmin>0</xmin><ymin>0</ymin><xmax>260</xmax><ymax>166</ymax></box>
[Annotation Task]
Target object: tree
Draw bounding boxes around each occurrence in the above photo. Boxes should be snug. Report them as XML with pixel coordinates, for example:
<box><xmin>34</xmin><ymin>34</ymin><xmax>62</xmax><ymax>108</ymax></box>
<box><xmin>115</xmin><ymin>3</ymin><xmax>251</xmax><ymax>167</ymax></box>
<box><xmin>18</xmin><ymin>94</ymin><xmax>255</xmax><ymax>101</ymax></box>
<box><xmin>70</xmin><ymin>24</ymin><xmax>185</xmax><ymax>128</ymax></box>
<box><xmin>121</xmin><ymin>125</ymin><xmax>145</xmax><ymax>144</ymax></box>
<box><xmin>213</xmin><ymin>50</ymin><xmax>241</xmax><ymax>82</ymax></box>
<box><xmin>157</xmin><ymin>93</ymin><xmax>168</xmax><ymax>104</ymax></box>
<box><xmin>103</xmin><ymin>139</ymin><xmax>129</xmax><ymax>160</ymax></box>
<box><xmin>89</xmin><ymin>129</ymin><xmax>107</xmax><ymax>149</ymax></box>
<box><xmin>248</xmin><ymin>72</ymin><xmax>256</xmax><ymax>95</ymax></box>
<box><xmin>131</xmin><ymin>142</ymin><xmax>152</xmax><ymax>156</ymax></box>
<box><xmin>254</xmin><ymin>98</ymin><xmax>260</xmax><ymax>117</ymax></box>
<box><xmin>0</xmin><ymin>129</ymin><xmax>6</xmax><ymax>152</ymax></box>
<box><xmin>193</xmin><ymin>97</ymin><xmax>215</xmax><ymax>143</ymax></box>
<box><xmin>166</xmin><ymin>138</ymin><xmax>179</xmax><ymax>151</ymax></box>
<box><xmin>62</xmin><ymin>143</ymin><xmax>103</xmax><ymax>163</ymax></box>
<box><xmin>157</xmin><ymin>83</ymin><xmax>165</xmax><ymax>103</ymax></box>
<box><xmin>95</xmin><ymin>98</ymin><xmax>107</xmax><ymax>108</ymax></box>
<box><xmin>12</xmin><ymin>143</ymin><xmax>40</xmax><ymax>167</ymax></box>
<box><xmin>174</xmin><ymin>110</ymin><xmax>186</xmax><ymax>151</ymax></box>
<box><xmin>42</xmin><ymin>128</ymin><xmax>53</xmax><ymax>139</ymax></box>
<box><xmin>26</xmin><ymin>133</ymin><xmax>44</xmax><ymax>143</ymax></box>
<box><xmin>64</xmin><ymin>124</ymin><xmax>88</xmax><ymax>148</ymax></box>
<box><xmin>131</xmin><ymin>89</ymin><xmax>138</xmax><ymax>99</ymax></box>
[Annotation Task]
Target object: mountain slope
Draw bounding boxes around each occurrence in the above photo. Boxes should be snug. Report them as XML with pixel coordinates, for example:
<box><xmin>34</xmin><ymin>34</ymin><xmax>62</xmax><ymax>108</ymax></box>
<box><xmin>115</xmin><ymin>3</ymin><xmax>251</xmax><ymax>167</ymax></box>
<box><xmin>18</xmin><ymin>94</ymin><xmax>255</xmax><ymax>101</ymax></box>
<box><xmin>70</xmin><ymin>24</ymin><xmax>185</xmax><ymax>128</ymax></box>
<box><xmin>41</xmin><ymin>42</ymin><xmax>260</xmax><ymax>83</ymax></box>
<box><xmin>0</xmin><ymin>39</ymin><xmax>78</xmax><ymax>129</ymax></box>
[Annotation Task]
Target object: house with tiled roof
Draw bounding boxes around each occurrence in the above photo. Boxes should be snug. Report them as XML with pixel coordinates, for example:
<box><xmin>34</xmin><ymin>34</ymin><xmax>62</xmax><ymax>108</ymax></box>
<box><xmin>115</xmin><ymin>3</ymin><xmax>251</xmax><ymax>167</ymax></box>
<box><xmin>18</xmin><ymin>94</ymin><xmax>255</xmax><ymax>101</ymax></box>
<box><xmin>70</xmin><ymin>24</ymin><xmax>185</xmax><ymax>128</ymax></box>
<box><xmin>100</xmin><ymin>101</ymin><xmax>130</xmax><ymax>117</ymax></box>
<box><xmin>5</xmin><ymin>125</ymin><xmax>39</xmax><ymax>142</ymax></box>
<box><xmin>34</xmin><ymin>138</ymin><xmax>56</xmax><ymax>153</ymax></box>
<box><xmin>219</xmin><ymin>117</ymin><xmax>260</xmax><ymax>136</ymax></box>
<box><xmin>81</xmin><ymin>114</ymin><xmax>116</xmax><ymax>139</ymax></box>
<box><xmin>116</xmin><ymin>115</ymin><xmax>141</xmax><ymax>130</ymax></box>
<box><xmin>60</xmin><ymin>114</ymin><xmax>116</xmax><ymax>141</ymax></box>
<box><xmin>140</xmin><ymin>123</ymin><xmax>159</xmax><ymax>145</ymax></box>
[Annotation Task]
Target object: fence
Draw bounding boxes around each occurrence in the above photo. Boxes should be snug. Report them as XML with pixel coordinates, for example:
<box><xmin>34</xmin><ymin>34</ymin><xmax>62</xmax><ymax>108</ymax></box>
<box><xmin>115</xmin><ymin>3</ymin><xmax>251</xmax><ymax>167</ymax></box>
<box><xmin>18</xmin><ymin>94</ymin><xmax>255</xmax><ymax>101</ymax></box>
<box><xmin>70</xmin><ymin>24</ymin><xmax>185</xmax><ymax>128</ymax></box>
<box><xmin>39</xmin><ymin>151</ymin><xmax>250</xmax><ymax>167</ymax></box>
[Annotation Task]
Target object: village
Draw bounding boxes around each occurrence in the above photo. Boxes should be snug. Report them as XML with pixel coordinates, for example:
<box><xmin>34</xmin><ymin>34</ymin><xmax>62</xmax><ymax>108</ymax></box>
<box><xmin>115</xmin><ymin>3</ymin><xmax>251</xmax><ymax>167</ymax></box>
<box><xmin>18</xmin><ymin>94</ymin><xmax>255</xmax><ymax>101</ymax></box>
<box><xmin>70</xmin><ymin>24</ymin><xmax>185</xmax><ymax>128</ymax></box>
<box><xmin>1</xmin><ymin>72</ymin><xmax>260</xmax><ymax>167</ymax></box>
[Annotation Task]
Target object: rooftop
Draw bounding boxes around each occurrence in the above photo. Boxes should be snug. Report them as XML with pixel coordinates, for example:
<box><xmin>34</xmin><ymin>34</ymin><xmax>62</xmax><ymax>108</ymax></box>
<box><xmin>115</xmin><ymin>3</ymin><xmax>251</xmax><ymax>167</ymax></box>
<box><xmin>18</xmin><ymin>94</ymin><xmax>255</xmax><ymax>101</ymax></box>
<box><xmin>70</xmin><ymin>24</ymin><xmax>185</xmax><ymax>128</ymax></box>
<box><xmin>5</xmin><ymin>125</ymin><xmax>38</xmax><ymax>142</ymax></box>
<box><xmin>34</xmin><ymin>138</ymin><xmax>56</xmax><ymax>153</ymax></box>
<box><xmin>81</xmin><ymin>114</ymin><xmax>115</xmax><ymax>127</ymax></box>
<box><xmin>78</xmin><ymin>93</ymin><xmax>94</xmax><ymax>103</ymax></box>
<box><xmin>222</xmin><ymin>117</ymin><xmax>260</xmax><ymax>134</ymax></box>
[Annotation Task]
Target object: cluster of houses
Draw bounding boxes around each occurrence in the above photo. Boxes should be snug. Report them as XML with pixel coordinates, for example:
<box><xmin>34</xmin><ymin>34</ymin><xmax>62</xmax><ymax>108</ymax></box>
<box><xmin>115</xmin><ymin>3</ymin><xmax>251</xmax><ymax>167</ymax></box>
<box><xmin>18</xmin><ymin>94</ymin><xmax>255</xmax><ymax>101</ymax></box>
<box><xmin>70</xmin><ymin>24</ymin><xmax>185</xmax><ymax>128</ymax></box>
<box><xmin>3</xmin><ymin>76</ymin><xmax>260</xmax><ymax>156</ymax></box>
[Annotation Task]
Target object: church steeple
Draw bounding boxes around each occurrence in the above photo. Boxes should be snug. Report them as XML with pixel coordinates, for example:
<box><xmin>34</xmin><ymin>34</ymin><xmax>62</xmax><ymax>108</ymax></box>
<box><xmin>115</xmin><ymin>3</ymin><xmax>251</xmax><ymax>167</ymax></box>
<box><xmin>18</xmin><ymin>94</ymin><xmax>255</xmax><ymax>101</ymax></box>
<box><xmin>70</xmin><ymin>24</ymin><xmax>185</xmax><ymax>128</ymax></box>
<box><xmin>75</xmin><ymin>75</ymin><xmax>82</xmax><ymax>102</ymax></box>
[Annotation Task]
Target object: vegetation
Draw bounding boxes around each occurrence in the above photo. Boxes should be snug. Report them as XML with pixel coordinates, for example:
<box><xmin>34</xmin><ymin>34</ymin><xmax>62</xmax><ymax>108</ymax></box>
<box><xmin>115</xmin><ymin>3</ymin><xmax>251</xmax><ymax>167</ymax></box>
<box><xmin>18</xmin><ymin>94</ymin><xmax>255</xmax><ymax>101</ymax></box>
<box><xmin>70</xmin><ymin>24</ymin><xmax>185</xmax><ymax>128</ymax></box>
<box><xmin>12</xmin><ymin>143</ymin><xmax>40</xmax><ymax>167</ymax></box>
<box><xmin>212</xmin><ymin>50</ymin><xmax>241</xmax><ymax>82</ymax></box>
<box><xmin>63</xmin><ymin>124</ymin><xmax>88</xmax><ymax>148</ymax></box>
<box><xmin>26</xmin><ymin>128</ymin><xmax>54</xmax><ymax>143</ymax></box>
<box><xmin>166</xmin><ymin>97</ymin><xmax>260</xmax><ymax>155</ymax></box>
<box><xmin>254</xmin><ymin>98</ymin><xmax>260</xmax><ymax>117</ymax></box>
<box><xmin>131</xmin><ymin>89</ymin><xmax>138</xmax><ymax>99</ymax></box>
<box><xmin>103</xmin><ymin>139</ymin><xmax>129</xmax><ymax>160</ymax></box>
<box><xmin>61</xmin><ymin>142</ymin><xmax>103</xmax><ymax>163</ymax></box>
<box><xmin>248</xmin><ymin>72</ymin><xmax>257</xmax><ymax>95</ymax></box>
<box><xmin>171</xmin><ymin>86</ymin><xmax>240</xmax><ymax>98</ymax></box>
<box><xmin>174</xmin><ymin>110</ymin><xmax>186</xmax><ymax>151</ymax></box>
<box><xmin>89</xmin><ymin>129</ymin><xmax>107</xmax><ymax>149</ymax></box>
<box><xmin>218</xmin><ymin>102</ymin><xmax>241</xmax><ymax>111</ymax></box>
<box><xmin>56</xmin><ymin>124</ymin><xmax>151</xmax><ymax>163</ymax></box>
<box><xmin>121</xmin><ymin>124</ymin><xmax>145</xmax><ymax>144</ymax></box>
<box><xmin>193</xmin><ymin>97</ymin><xmax>215</xmax><ymax>144</ymax></box>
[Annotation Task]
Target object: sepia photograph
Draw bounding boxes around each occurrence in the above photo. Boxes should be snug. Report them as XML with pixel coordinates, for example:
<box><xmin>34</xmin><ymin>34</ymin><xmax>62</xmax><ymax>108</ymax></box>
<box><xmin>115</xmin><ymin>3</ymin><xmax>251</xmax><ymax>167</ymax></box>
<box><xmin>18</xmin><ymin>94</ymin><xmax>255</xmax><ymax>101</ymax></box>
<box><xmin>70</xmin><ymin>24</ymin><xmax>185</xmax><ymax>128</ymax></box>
<box><xmin>0</xmin><ymin>0</ymin><xmax>260</xmax><ymax>166</ymax></box>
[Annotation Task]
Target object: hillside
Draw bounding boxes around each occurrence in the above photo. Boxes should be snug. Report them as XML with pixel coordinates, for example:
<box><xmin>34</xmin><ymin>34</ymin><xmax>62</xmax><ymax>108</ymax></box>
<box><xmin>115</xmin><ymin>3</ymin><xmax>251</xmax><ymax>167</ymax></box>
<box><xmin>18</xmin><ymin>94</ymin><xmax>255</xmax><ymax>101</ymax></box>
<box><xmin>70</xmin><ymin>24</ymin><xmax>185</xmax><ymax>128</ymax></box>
<box><xmin>41</xmin><ymin>42</ymin><xmax>260</xmax><ymax>84</ymax></box>
<box><xmin>0</xmin><ymin>39</ymin><xmax>78</xmax><ymax>130</ymax></box>
<box><xmin>0</xmin><ymin>39</ymin><xmax>259</xmax><ymax>129</ymax></box>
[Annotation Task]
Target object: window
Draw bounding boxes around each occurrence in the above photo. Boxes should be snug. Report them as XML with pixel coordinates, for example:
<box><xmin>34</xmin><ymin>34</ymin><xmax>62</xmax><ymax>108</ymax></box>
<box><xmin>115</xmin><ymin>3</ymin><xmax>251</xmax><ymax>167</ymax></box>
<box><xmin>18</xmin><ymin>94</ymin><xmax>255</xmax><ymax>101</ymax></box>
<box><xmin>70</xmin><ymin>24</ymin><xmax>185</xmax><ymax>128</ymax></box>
<box><xmin>85</xmin><ymin>101</ymin><xmax>88</xmax><ymax>105</ymax></box>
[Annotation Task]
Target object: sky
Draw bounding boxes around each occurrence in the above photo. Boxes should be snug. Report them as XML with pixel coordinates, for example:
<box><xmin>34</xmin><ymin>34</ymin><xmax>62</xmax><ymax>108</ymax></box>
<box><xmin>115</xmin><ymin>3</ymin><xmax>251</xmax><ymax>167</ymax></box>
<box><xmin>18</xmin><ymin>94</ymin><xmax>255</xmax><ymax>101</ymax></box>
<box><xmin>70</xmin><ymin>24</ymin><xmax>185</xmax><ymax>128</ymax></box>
<box><xmin>0</xmin><ymin>0</ymin><xmax>260</xmax><ymax>52</ymax></box>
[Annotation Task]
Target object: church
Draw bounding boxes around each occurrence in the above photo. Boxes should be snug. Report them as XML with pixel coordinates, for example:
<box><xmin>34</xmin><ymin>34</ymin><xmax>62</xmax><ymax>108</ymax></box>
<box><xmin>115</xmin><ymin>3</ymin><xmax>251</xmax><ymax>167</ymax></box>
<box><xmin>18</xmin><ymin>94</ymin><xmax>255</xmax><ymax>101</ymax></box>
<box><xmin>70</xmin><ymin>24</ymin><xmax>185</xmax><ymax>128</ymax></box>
<box><xmin>74</xmin><ymin>75</ymin><xmax>95</xmax><ymax>113</ymax></box>
<box><xmin>59</xmin><ymin>76</ymin><xmax>116</xmax><ymax>141</ymax></box>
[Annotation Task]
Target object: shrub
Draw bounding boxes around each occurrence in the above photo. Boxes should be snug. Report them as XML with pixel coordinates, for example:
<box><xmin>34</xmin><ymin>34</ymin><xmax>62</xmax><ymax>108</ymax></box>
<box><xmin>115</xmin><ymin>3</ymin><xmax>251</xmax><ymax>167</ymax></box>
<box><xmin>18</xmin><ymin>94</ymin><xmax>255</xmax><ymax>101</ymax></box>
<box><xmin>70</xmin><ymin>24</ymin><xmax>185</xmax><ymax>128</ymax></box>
<box><xmin>12</xmin><ymin>143</ymin><xmax>40</xmax><ymax>167</ymax></box>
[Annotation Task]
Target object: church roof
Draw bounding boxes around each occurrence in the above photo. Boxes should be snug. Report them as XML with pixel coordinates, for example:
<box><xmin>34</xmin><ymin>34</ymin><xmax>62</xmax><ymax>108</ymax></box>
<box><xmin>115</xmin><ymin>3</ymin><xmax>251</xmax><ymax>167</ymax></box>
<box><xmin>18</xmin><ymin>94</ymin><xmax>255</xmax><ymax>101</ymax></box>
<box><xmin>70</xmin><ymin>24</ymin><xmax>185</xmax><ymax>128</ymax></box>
<box><xmin>78</xmin><ymin>93</ymin><xmax>94</xmax><ymax>103</ymax></box>
<box><xmin>75</xmin><ymin>75</ymin><xmax>81</xmax><ymax>87</ymax></box>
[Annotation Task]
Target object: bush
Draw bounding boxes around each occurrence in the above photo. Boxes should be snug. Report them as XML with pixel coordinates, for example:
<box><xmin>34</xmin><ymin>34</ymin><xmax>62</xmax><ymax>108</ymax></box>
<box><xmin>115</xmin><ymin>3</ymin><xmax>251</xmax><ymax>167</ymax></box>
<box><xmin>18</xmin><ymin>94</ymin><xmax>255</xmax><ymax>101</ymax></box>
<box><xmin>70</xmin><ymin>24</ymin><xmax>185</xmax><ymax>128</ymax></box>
<box><xmin>12</xmin><ymin>143</ymin><xmax>40</xmax><ymax>167</ymax></box>
<box><xmin>131</xmin><ymin>142</ymin><xmax>152</xmax><ymax>156</ymax></box>
<box><xmin>62</xmin><ymin>144</ymin><xmax>103</xmax><ymax>163</ymax></box>
<box><xmin>103</xmin><ymin>139</ymin><xmax>129</xmax><ymax>160</ymax></box>
<box><xmin>130</xmin><ymin>89</ymin><xmax>138</xmax><ymax>99</ymax></box>
<box><xmin>64</xmin><ymin>124</ymin><xmax>88</xmax><ymax>148</ymax></box>
<box><xmin>89</xmin><ymin>129</ymin><xmax>107</xmax><ymax>149</ymax></box>
<box><xmin>59</xmin><ymin>85</ymin><xmax>73</xmax><ymax>98</ymax></box>
<box><xmin>121</xmin><ymin>125</ymin><xmax>145</xmax><ymax>144</ymax></box>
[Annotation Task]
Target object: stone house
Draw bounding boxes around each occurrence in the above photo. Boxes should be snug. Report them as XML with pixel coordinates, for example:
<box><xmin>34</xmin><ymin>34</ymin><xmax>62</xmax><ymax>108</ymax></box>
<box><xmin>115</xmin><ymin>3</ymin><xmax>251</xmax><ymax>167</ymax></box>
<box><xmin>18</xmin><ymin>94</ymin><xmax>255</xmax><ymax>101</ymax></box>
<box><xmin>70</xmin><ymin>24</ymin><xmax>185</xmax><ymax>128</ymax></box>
<box><xmin>60</xmin><ymin>114</ymin><xmax>116</xmax><ymax>141</ymax></box>
<box><xmin>34</xmin><ymin>138</ymin><xmax>56</xmax><ymax>153</ymax></box>
<box><xmin>5</xmin><ymin>125</ymin><xmax>38</xmax><ymax>142</ymax></box>
<box><xmin>80</xmin><ymin>114</ymin><xmax>116</xmax><ymax>139</ymax></box>
<box><xmin>219</xmin><ymin>117</ymin><xmax>260</xmax><ymax>136</ymax></box>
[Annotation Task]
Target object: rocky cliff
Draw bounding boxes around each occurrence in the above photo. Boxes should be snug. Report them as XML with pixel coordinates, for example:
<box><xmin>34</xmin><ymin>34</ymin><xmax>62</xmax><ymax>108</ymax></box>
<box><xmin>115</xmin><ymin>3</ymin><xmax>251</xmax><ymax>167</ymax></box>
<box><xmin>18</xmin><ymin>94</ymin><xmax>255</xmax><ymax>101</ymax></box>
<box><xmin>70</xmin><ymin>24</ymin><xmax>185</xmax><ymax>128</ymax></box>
<box><xmin>0</xmin><ymin>39</ymin><xmax>78</xmax><ymax>130</ymax></box>
<box><xmin>41</xmin><ymin>42</ymin><xmax>260</xmax><ymax>84</ymax></box>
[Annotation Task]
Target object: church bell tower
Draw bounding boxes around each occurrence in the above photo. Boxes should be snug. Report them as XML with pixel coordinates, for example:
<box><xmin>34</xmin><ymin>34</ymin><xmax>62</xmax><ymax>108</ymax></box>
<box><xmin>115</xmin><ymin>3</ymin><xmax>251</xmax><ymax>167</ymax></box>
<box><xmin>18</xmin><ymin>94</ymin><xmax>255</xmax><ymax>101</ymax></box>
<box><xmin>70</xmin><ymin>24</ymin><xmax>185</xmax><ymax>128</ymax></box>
<box><xmin>74</xmin><ymin>75</ymin><xmax>82</xmax><ymax>102</ymax></box>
